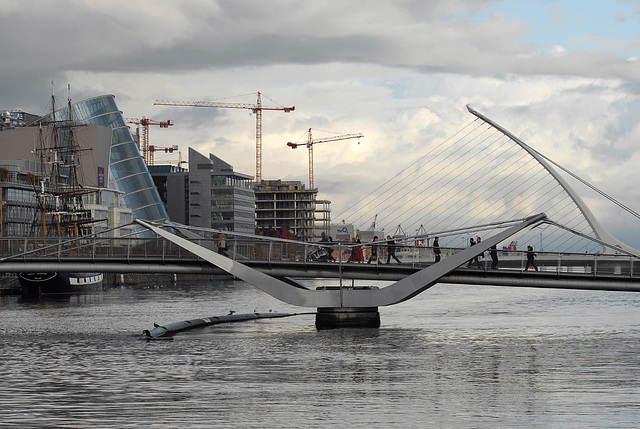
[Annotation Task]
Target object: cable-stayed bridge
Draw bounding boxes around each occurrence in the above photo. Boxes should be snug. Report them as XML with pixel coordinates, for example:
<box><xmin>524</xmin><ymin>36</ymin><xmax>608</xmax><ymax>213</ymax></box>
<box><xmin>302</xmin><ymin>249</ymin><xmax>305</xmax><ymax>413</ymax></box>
<box><xmin>1</xmin><ymin>214</ymin><xmax>638</xmax><ymax>327</ymax></box>
<box><xmin>2</xmin><ymin>106</ymin><xmax>639</xmax><ymax>327</ymax></box>
<box><xmin>335</xmin><ymin>106</ymin><xmax>639</xmax><ymax>256</ymax></box>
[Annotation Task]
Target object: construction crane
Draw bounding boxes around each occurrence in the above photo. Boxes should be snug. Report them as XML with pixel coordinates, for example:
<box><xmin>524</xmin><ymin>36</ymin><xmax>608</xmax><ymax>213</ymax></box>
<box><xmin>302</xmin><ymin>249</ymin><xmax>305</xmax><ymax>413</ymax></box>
<box><xmin>369</xmin><ymin>214</ymin><xmax>378</xmax><ymax>231</ymax></box>
<box><xmin>125</xmin><ymin>117</ymin><xmax>173</xmax><ymax>165</ymax></box>
<box><xmin>287</xmin><ymin>128</ymin><xmax>363</xmax><ymax>189</ymax></box>
<box><xmin>148</xmin><ymin>144</ymin><xmax>179</xmax><ymax>166</ymax></box>
<box><xmin>155</xmin><ymin>92</ymin><xmax>294</xmax><ymax>182</ymax></box>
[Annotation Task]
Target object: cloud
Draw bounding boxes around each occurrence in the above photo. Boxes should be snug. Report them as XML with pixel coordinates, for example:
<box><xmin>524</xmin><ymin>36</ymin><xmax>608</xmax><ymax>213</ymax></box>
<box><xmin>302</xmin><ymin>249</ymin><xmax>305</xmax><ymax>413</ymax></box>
<box><xmin>2</xmin><ymin>0</ymin><xmax>640</xmax><ymax>247</ymax></box>
<box><xmin>4</xmin><ymin>1</ymin><xmax>637</xmax><ymax>81</ymax></box>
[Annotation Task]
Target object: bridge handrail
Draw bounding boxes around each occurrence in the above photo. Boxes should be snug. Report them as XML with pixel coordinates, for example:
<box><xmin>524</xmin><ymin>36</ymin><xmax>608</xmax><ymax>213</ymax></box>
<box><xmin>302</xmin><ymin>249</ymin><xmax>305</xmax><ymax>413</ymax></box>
<box><xmin>0</xmin><ymin>234</ymin><xmax>638</xmax><ymax>277</ymax></box>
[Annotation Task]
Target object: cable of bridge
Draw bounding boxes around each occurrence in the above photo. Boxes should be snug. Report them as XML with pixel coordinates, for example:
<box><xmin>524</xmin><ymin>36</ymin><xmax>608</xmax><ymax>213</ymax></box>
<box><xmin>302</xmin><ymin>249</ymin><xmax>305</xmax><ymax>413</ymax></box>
<box><xmin>334</xmin><ymin>118</ymin><xmax>485</xmax><ymax>226</ymax></box>
<box><xmin>329</xmin><ymin>107</ymin><xmax>638</xmax><ymax>255</ymax></box>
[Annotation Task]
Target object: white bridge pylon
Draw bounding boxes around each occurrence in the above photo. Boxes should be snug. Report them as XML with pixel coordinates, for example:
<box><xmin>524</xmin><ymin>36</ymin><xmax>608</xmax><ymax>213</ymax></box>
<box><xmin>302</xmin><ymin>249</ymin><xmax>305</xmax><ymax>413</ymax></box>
<box><xmin>136</xmin><ymin>214</ymin><xmax>546</xmax><ymax>308</ymax></box>
<box><xmin>467</xmin><ymin>105</ymin><xmax>639</xmax><ymax>256</ymax></box>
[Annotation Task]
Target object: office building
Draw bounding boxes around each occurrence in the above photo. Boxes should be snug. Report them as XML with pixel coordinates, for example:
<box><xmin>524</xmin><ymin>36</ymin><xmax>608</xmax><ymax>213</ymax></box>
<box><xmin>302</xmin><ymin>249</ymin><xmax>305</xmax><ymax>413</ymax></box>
<box><xmin>149</xmin><ymin>148</ymin><xmax>255</xmax><ymax>234</ymax></box>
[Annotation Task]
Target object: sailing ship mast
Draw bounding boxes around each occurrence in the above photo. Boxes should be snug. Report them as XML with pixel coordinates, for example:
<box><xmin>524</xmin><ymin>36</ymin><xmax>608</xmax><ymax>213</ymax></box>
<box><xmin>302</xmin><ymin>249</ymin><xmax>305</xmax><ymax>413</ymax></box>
<box><xmin>30</xmin><ymin>84</ymin><xmax>93</xmax><ymax>239</ymax></box>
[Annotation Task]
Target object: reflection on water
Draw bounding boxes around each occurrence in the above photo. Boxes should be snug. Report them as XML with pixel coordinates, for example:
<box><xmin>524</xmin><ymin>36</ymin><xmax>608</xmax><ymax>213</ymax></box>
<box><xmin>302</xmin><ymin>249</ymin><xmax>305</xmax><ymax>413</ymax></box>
<box><xmin>0</xmin><ymin>280</ymin><xmax>638</xmax><ymax>428</ymax></box>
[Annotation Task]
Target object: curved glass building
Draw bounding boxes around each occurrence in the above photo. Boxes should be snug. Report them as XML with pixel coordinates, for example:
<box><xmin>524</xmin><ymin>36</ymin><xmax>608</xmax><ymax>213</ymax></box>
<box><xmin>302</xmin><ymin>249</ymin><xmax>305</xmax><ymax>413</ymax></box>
<box><xmin>50</xmin><ymin>95</ymin><xmax>169</xmax><ymax>223</ymax></box>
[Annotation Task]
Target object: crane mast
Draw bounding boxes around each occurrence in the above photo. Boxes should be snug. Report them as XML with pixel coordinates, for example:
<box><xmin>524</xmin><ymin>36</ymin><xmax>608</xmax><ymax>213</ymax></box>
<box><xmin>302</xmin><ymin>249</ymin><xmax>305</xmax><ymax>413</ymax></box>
<box><xmin>287</xmin><ymin>128</ymin><xmax>363</xmax><ymax>189</ymax></box>
<box><xmin>155</xmin><ymin>92</ymin><xmax>294</xmax><ymax>181</ymax></box>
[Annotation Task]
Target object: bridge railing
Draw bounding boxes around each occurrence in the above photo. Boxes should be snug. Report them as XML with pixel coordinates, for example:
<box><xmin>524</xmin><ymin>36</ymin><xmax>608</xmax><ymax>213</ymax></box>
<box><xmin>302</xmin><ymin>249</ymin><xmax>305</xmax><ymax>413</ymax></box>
<box><xmin>330</xmin><ymin>242</ymin><xmax>640</xmax><ymax>277</ymax></box>
<box><xmin>0</xmin><ymin>236</ymin><xmax>196</xmax><ymax>262</ymax></box>
<box><xmin>0</xmin><ymin>236</ymin><xmax>638</xmax><ymax>277</ymax></box>
<box><xmin>461</xmin><ymin>248</ymin><xmax>640</xmax><ymax>277</ymax></box>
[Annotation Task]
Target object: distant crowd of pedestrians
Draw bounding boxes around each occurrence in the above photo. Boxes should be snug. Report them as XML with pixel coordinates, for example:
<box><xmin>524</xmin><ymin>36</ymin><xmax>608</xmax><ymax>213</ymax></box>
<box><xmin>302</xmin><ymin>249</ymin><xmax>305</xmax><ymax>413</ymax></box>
<box><xmin>302</xmin><ymin>230</ymin><xmax>540</xmax><ymax>272</ymax></box>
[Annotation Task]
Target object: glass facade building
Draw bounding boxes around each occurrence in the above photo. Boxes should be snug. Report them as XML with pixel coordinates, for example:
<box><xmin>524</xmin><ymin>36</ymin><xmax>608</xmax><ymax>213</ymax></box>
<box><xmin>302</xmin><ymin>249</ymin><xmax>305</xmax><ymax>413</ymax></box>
<box><xmin>49</xmin><ymin>95</ymin><xmax>168</xmax><ymax>223</ymax></box>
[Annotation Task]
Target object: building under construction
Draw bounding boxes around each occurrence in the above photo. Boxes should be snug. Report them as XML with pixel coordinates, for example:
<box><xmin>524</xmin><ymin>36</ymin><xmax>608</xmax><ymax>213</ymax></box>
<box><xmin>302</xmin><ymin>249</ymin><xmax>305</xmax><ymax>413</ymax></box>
<box><xmin>314</xmin><ymin>199</ymin><xmax>331</xmax><ymax>241</ymax></box>
<box><xmin>254</xmin><ymin>180</ymin><xmax>330</xmax><ymax>242</ymax></box>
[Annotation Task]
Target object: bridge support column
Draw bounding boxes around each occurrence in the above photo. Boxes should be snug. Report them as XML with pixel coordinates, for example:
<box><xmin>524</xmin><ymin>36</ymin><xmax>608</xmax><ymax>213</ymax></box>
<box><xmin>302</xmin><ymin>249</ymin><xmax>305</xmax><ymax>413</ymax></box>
<box><xmin>315</xmin><ymin>307</ymin><xmax>380</xmax><ymax>329</ymax></box>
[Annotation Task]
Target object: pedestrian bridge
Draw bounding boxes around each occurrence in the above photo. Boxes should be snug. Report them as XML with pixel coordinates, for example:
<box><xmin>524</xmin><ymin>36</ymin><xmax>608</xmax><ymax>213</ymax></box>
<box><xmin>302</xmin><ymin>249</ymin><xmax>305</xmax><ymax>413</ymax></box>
<box><xmin>2</xmin><ymin>213</ymin><xmax>639</xmax><ymax>327</ymax></box>
<box><xmin>2</xmin><ymin>213</ymin><xmax>638</xmax><ymax>294</ymax></box>
<box><xmin>3</xmin><ymin>106</ymin><xmax>640</xmax><ymax>326</ymax></box>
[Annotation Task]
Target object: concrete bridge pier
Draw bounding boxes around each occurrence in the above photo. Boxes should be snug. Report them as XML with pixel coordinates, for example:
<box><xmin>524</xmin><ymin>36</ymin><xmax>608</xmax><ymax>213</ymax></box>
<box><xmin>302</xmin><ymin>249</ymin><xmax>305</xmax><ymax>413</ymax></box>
<box><xmin>315</xmin><ymin>307</ymin><xmax>381</xmax><ymax>329</ymax></box>
<box><xmin>314</xmin><ymin>285</ymin><xmax>381</xmax><ymax>329</ymax></box>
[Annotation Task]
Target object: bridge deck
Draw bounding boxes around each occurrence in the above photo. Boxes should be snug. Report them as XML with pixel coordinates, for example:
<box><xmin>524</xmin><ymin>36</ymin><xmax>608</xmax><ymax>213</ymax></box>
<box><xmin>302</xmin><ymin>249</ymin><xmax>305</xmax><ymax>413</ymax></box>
<box><xmin>2</xmin><ymin>234</ymin><xmax>639</xmax><ymax>294</ymax></box>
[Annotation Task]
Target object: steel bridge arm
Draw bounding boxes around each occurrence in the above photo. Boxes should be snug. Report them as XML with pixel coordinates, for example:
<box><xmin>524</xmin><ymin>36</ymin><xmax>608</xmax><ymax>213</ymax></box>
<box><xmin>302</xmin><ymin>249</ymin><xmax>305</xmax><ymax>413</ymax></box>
<box><xmin>135</xmin><ymin>219</ymin><xmax>340</xmax><ymax>307</ymax></box>
<box><xmin>339</xmin><ymin>213</ymin><xmax>548</xmax><ymax>306</ymax></box>
<box><xmin>136</xmin><ymin>214</ymin><xmax>547</xmax><ymax>308</ymax></box>
<box><xmin>466</xmin><ymin>105</ymin><xmax>640</xmax><ymax>256</ymax></box>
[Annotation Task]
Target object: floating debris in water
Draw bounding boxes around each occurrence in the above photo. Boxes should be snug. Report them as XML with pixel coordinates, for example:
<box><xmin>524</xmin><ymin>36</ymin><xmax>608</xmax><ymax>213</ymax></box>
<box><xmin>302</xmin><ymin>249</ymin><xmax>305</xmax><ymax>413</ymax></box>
<box><xmin>139</xmin><ymin>311</ymin><xmax>314</xmax><ymax>340</ymax></box>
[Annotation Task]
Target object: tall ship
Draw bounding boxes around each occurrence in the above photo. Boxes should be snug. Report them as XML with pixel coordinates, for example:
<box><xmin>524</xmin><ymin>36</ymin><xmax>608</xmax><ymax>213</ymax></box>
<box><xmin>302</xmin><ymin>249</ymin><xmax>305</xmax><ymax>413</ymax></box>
<box><xmin>18</xmin><ymin>88</ymin><xmax>104</xmax><ymax>296</ymax></box>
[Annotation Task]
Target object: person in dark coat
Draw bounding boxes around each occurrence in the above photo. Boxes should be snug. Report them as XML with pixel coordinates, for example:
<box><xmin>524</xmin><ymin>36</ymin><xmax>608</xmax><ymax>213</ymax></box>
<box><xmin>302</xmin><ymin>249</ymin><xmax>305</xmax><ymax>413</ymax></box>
<box><xmin>356</xmin><ymin>236</ymin><xmax>364</xmax><ymax>262</ymax></box>
<box><xmin>320</xmin><ymin>232</ymin><xmax>335</xmax><ymax>262</ymax></box>
<box><xmin>525</xmin><ymin>245</ymin><xmax>538</xmax><ymax>271</ymax></box>
<box><xmin>386</xmin><ymin>235</ymin><xmax>401</xmax><ymax>264</ymax></box>
<box><xmin>490</xmin><ymin>244</ymin><xmax>498</xmax><ymax>269</ymax></box>
<box><xmin>367</xmin><ymin>236</ymin><xmax>379</xmax><ymax>264</ymax></box>
<box><xmin>347</xmin><ymin>237</ymin><xmax>359</xmax><ymax>263</ymax></box>
<box><xmin>433</xmin><ymin>237</ymin><xmax>441</xmax><ymax>263</ymax></box>
<box><xmin>467</xmin><ymin>237</ymin><xmax>482</xmax><ymax>269</ymax></box>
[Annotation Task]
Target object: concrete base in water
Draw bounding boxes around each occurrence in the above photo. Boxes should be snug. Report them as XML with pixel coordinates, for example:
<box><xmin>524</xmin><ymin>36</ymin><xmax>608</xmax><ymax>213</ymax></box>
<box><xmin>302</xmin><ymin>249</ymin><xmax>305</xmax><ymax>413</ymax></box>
<box><xmin>315</xmin><ymin>307</ymin><xmax>380</xmax><ymax>329</ymax></box>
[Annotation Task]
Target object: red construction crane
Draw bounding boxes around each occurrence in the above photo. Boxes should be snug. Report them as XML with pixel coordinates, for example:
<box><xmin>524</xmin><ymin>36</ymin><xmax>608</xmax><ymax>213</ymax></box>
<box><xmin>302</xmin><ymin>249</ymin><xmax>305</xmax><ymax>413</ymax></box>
<box><xmin>287</xmin><ymin>128</ymin><xmax>363</xmax><ymax>190</ymax></box>
<box><xmin>148</xmin><ymin>144</ymin><xmax>179</xmax><ymax>166</ymax></box>
<box><xmin>154</xmin><ymin>92</ymin><xmax>294</xmax><ymax>182</ymax></box>
<box><xmin>125</xmin><ymin>117</ymin><xmax>173</xmax><ymax>165</ymax></box>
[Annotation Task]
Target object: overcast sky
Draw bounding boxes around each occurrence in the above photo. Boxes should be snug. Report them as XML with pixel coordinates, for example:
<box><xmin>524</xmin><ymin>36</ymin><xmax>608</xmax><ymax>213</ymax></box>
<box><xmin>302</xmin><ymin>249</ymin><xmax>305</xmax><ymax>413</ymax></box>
<box><xmin>2</xmin><ymin>0</ymin><xmax>640</xmax><ymax>246</ymax></box>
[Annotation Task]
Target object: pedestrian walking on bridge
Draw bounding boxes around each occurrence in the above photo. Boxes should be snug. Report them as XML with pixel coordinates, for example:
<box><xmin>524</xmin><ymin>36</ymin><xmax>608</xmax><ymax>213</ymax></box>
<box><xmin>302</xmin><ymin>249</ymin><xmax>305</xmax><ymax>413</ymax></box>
<box><xmin>386</xmin><ymin>235</ymin><xmax>401</xmax><ymax>264</ymax></box>
<box><xmin>217</xmin><ymin>233</ymin><xmax>228</xmax><ymax>257</ymax></box>
<box><xmin>367</xmin><ymin>236</ymin><xmax>379</xmax><ymax>264</ymax></box>
<box><xmin>433</xmin><ymin>237</ymin><xmax>441</xmax><ymax>263</ymax></box>
<box><xmin>525</xmin><ymin>245</ymin><xmax>538</xmax><ymax>271</ymax></box>
<box><xmin>490</xmin><ymin>244</ymin><xmax>499</xmax><ymax>269</ymax></box>
<box><xmin>467</xmin><ymin>237</ymin><xmax>482</xmax><ymax>269</ymax></box>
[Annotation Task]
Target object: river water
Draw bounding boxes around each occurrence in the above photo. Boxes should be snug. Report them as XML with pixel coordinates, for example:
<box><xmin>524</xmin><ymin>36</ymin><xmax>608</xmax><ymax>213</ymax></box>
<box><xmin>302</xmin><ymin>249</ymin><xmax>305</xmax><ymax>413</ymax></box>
<box><xmin>0</xmin><ymin>278</ymin><xmax>638</xmax><ymax>428</ymax></box>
